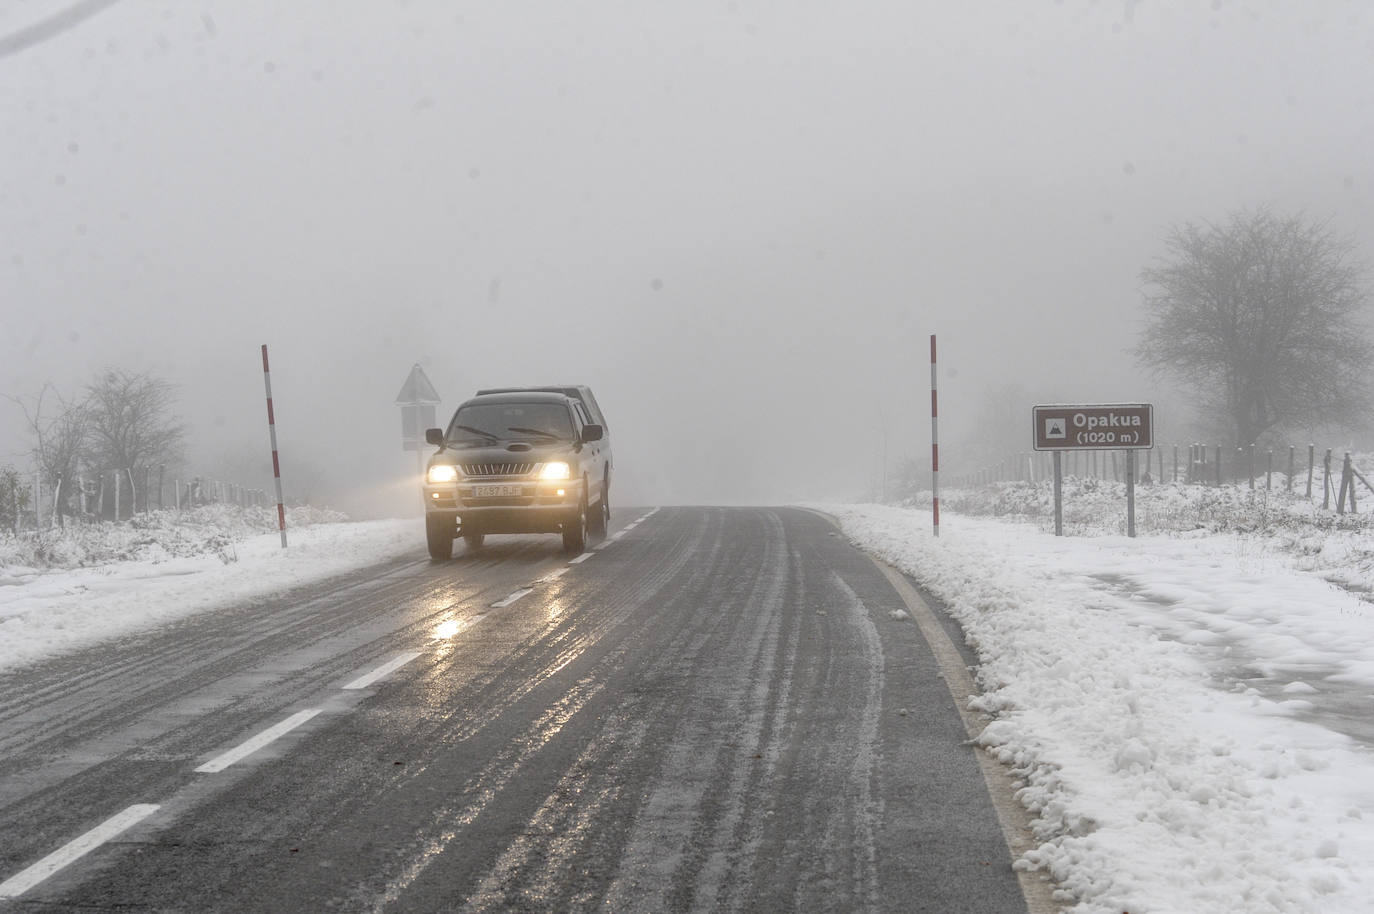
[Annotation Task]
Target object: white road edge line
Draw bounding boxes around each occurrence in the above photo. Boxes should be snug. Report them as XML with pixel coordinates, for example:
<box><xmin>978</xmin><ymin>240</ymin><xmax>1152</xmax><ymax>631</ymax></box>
<box><xmin>195</xmin><ymin>709</ymin><xmax>323</xmax><ymax>774</ymax></box>
<box><xmin>0</xmin><ymin>803</ymin><xmax>160</xmax><ymax>899</ymax></box>
<box><xmin>492</xmin><ymin>588</ymin><xmax>533</xmax><ymax>608</ymax></box>
<box><xmin>569</xmin><ymin>552</ymin><xmax>594</xmax><ymax>564</ymax></box>
<box><xmin>342</xmin><ymin>651</ymin><xmax>423</xmax><ymax>690</ymax></box>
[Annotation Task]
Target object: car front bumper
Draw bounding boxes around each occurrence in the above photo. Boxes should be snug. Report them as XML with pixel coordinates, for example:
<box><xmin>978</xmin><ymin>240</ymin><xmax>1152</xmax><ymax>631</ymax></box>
<box><xmin>423</xmin><ymin>477</ymin><xmax>584</xmax><ymax>533</ymax></box>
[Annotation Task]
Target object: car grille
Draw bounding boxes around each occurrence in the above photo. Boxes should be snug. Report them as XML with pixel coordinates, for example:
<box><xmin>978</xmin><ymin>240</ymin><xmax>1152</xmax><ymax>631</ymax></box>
<box><xmin>460</xmin><ymin>462</ymin><xmax>538</xmax><ymax>478</ymax></box>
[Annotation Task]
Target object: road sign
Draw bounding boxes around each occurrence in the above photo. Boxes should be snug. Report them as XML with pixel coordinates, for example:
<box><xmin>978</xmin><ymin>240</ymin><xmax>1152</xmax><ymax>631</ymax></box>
<box><xmin>395</xmin><ymin>364</ymin><xmax>441</xmax><ymax>405</ymax></box>
<box><xmin>1032</xmin><ymin>404</ymin><xmax>1153</xmax><ymax>451</ymax></box>
<box><xmin>397</xmin><ymin>364</ymin><xmax>441</xmax><ymax>452</ymax></box>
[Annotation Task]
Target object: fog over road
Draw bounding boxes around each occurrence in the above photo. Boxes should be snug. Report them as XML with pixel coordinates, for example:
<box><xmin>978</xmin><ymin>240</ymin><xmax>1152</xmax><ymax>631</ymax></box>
<box><xmin>0</xmin><ymin>507</ymin><xmax>1034</xmax><ymax>913</ymax></box>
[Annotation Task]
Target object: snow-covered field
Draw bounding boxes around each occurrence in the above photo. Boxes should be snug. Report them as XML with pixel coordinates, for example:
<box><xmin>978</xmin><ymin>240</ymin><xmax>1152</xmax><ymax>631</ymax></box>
<box><xmin>6</xmin><ymin>490</ymin><xmax>1374</xmax><ymax>912</ymax></box>
<box><xmin>0</xmin><ymin>506</ymin><xmax>417</xmax><ymax>672</ymax></box>
<box><xmin>827</xmin><ymin>485</ymin><xmax>1374</xmax><ymax>914</ymax></box>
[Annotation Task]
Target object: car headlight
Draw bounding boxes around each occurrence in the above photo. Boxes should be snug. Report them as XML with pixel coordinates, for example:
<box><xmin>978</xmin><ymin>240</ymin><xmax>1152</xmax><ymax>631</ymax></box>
<box><xmin>427</xmin><ymin>464</ymin><xmax>459</xmax><ymax>484</ymax></box>
<box><xmin>539</xmin><ymin>461</ymin><xmax>571</xmax><ymax>480</ymax></box>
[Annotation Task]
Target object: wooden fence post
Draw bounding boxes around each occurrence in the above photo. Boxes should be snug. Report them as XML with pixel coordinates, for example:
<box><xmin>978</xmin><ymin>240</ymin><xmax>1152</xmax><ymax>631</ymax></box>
<box><xmin>1266</xmin><ymin>450</ymin><xmax>1272</xmax><ymax>491</ymax></box>
<box><xmin>1337</xmin><ymin>453</ymin><xmax>1352</xmax><ymax>514</ymax></box>
<box><xmin>1215</xmin><ymin>446</ymin><xmax>1222</xmax><ymax>486</ymax></box>
<box><xmin>1351</xmin><ymin>455</ymin><xmax>1358</xmax><ymax>513</ymax></box>
<box><xmin>1307</xmin><ymin>444</ymin><xmax>1315</xmax><ymax>499</ymax></box>
<box><xmin>1287</xmin><ymin>446</ymin><xmax>1294</xmax><ymax>493</ymax></box>
<box><xmin>1323</xmin><ymin>449</ymin><xmax>1333</xmax><ymax>509</ymax></box>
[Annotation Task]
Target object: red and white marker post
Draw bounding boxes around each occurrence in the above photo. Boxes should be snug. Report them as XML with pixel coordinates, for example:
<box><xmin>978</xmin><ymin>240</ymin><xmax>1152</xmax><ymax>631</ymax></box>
<box><xmin>930</xmin><ymin>334</ymin><xmax>940</xmax><ymax>538</ymax></box>
<box><xmin>261</xmin><ymin>345</ymin><xmax>288</xmax><ymax>548</ymax></box>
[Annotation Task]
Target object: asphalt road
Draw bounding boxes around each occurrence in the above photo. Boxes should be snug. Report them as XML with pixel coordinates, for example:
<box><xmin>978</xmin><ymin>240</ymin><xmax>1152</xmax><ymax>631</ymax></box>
<box><xmin>0</xmin><ymin>507</ymin><xmax>1036</xmax><ymax>913</ymax></box>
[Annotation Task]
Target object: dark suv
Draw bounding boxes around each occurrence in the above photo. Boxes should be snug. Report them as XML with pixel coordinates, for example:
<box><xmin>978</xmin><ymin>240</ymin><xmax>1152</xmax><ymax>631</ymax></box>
<box><xmin>422</xmin><ymin>388</ymin><xmax>612</xmax><ymax>558</ymax></box>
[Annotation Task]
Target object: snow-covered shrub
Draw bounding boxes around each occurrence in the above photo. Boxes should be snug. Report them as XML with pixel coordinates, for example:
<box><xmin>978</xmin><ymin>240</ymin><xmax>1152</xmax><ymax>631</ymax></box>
<box><xmin>0</xmin><ymin>503</ymin><xmax>347</xmax><ymax>570</ymax></box>
<box><xmin>911</xmin><ymin>477</ymin><xmax>1374</xmax><ymax>538</ymax></box>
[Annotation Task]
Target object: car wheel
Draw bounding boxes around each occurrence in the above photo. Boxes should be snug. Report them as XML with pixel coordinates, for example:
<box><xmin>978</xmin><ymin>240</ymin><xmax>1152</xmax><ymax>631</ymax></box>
<box><xmin>426</xmin><ymin>514</ymin><xmax>453</xmax><ymax>561</ymax></box>
<box><xmin>588</xmin><ymin>476</ymin><xmax>608</xmax><ymax>536</ymax></box>
<box><xmin>562</xmin><ymin>492</ymin><xmax>588</xmax><ymax>553</ymax></box>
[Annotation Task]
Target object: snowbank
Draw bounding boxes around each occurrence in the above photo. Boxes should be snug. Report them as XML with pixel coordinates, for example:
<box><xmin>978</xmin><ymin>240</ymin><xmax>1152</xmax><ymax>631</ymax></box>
<box><xmin>0</xmin><ymin>510</ymin><xmax>418</xmax><ymax>673</ymax></box>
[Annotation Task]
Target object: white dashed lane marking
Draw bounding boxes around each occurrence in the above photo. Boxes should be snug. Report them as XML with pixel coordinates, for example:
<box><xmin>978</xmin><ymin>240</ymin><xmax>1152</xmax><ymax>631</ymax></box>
<box><xmin>0</xmin><ymin>514</ymin><xmax>671</xmax><ymax>896</ymax></box>
<box><xmin>492</xmin><ymin>588</ymin><xmax>533</xmax><ymax>608</ymax></box>
<box><xmin>0</xmin><ymin>804</ymin><xmax>160</xmax><ymax>899</ymax></box>
<box><xmin>342</xmin><ymin>652</ymin><xmax>423</xmax><ymax>690</ymax></box>
<box><xmin>195</xmin><ymin>709</ymin><xmax>323</xmax><ymax>774</ymax></box>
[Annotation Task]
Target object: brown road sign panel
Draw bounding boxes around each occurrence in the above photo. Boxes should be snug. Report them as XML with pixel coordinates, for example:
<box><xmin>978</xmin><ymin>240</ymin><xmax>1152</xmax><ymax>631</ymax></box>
<box><xmin>1033</xmin><ymin>404</ymin><xmax>1153</xmax><ymax>451</ymax></box>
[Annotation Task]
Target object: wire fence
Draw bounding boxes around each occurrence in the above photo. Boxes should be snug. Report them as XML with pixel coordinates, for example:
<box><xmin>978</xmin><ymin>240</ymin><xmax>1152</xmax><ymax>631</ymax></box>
<box><xmin>946</xmin><ymin>443</ymin><xmax>1374</xmax><ymax>514</ymax></box>
<box><xmin>3</xmin><ymin>467</ymin><xmax>271</xmax><ymax>533</ymax></box>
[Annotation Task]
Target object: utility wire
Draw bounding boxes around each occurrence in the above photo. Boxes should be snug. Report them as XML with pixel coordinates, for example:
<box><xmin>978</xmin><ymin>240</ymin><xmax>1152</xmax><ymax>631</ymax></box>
<box><xmin>0</xmin><ymin>0</ymin><xmax>123</xmax><ymax>60</ymax></box>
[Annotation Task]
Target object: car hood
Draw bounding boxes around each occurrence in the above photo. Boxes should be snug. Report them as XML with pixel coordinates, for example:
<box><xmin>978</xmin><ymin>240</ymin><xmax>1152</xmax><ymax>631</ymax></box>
<box><xmin>429</xmin><ymin>442</ymin><xmax>579</xmax><ymax>468</ymax></box>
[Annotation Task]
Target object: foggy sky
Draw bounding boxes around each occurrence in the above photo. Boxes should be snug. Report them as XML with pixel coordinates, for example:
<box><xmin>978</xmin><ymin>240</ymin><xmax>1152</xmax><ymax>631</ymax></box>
<box><xmin>4</xmin><ymin>1</ymin><xmax>1373</xmax><ymax>515</ymax></box>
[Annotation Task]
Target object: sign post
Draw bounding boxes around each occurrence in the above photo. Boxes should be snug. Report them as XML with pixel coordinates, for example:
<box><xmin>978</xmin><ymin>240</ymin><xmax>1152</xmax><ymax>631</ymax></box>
<box><xmin>1126</xmin><ymin>450</ymin><xmax>1136</xmax><ymax>537</ymax></box>
<box><xmin>395</xmin><ymin>364</ymin><xmax>442</xmax><ymax>499</ymax></box>
<box><xmin>1053</xmin><ymin>450</ymin><xmax>1063</xmax><ymax>536</ymax></box>
<box><xmin>1033</xmin><ymin>403</ymin><xmax>1154</xmax><ymax>537</ymax></box>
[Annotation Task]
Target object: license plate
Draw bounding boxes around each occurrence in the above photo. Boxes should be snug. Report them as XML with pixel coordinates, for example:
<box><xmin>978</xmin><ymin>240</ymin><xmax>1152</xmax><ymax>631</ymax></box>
<box><xmin>473</xmin><ymin>485</ymin><xmax>522</xmax><ymax>498</ymax></box>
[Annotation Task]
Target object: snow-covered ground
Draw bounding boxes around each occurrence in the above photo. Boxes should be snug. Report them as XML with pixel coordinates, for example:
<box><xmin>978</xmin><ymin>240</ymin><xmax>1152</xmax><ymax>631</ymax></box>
<box><xmin>0</xmin><ymin>507</ymin><xmax>417</xmax><ymax>672</ymax></box>
<box><xmin>6</xmin><ymin>492</ymin><xmax>1374</xmax><ymax>912</ymax></box>
<box><xmin>826</xmin><ymin>495</ymin><xmax>1374</xmax><ymax>914</ymax></box>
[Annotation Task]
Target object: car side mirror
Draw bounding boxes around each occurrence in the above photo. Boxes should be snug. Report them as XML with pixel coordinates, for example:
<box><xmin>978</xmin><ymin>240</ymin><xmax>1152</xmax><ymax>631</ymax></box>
<box><xmin>581</xmin><ymin>424</ymin><xmax>603</xmax><ymax>443</ymax></box>
<box><xmin>425</xmin><ymin>427</ymin><xmax>444</xmax><ymax>446</ymax></box>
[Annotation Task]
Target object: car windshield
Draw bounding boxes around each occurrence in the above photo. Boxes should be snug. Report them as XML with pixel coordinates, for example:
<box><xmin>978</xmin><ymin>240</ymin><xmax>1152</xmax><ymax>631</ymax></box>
<box><xmin>446</xmin><ymin>403</ymin><xmax>573</xmax><ymax>445</ymax></box>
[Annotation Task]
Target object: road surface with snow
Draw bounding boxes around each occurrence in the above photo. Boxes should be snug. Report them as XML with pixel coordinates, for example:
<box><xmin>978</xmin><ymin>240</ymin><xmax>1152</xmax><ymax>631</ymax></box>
<box><xmin>0</xmin><ymin>507</ymin><xmax>1033</xmax><ymax>913</ymax></box>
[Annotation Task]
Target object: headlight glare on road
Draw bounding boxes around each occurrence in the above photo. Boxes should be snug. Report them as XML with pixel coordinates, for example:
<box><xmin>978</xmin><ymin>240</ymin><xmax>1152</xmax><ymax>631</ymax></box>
<box><xmin>539</xmin><ymin>461</ymin><xmax>571</xmax><ymax>480</ymax></box>
<box><xmin>427</xmin><ymin>464</ymin><xmax>459</xmax><ymax>484</ymax></box>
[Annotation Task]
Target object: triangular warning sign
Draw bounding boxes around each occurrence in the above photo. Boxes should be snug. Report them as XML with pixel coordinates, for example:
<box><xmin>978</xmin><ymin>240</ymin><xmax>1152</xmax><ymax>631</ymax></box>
<box><xmin>395</xmin><ymin>364</ymin><xmax>441</xmax><ymax>404</ymax></box>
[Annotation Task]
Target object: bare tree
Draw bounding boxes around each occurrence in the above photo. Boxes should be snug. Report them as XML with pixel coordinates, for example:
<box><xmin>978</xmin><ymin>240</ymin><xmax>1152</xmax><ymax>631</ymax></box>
<box><xmin>5</xmin><ymin>384</ymin><xmax>89</xmax><ymax>524</ymax></box>
<box><xmin>1137</xmin><ymin>209</ymin><xmax>1372</xmax><ymax>447</ymax></box>
<box><xmin>0</xmin><ymin>464</ymin><xmax>29</xmax><ymax>532</ymax></box>
<box><xmin>84</xmin><ymin>370</ymin><xmax>186</xmax><ymax>510</ymax></box>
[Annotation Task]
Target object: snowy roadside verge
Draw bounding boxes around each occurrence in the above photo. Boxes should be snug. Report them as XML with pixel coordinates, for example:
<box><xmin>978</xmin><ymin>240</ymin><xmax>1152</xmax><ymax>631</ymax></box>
<box><xmin>0</xmin><ymin>518</ymin><xmax>419</xmax><ymax>674</ymax></box>
<box><xmin>820</xmin><ymin>503</ymin><xmax>1374</xmax><ymax>914</ymax></box>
